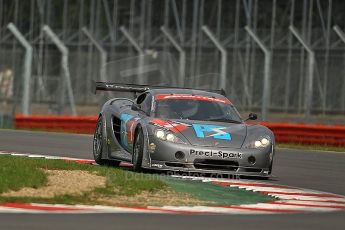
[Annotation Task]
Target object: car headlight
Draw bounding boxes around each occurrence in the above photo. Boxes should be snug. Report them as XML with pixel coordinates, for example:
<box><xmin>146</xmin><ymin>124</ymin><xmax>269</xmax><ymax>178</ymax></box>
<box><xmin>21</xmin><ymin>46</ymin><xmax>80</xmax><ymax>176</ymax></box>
<box><xmin>155</xmin><ymin>130</ymin><xmax>165</xmax><ymax>139</ymax></box>
<box><xmin>154</xmin><ymin>129</ymin><xmax>185</xmax><ymax>144</ymax></box>
<box><xmin>245</xmin><ymin>136</ymin><xmax>271</xmax><ymax>149</ymax></box>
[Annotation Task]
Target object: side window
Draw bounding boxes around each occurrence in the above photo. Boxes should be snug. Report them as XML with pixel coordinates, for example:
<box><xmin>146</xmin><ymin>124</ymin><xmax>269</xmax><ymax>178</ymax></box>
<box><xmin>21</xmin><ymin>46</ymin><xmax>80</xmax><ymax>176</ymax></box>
<box><xmin>138</xmin><ymin>93</ymin><xmax>152</xmax><ymax>115</ymax></box>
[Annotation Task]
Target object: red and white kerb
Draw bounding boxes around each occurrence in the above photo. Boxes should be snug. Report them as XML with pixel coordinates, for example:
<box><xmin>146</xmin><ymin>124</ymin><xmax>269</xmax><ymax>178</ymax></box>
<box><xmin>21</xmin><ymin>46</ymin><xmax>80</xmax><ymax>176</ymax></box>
<box><xmin>155</xmin><ymin>94</ymin><xmax>231</xmax><ymax>104</ymax></box>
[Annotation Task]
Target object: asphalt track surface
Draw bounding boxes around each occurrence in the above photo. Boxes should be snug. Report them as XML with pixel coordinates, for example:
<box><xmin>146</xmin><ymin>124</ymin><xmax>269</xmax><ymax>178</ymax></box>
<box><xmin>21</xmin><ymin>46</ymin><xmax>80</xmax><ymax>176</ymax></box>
<box><xmin>0</xmin><ymin>129</ymin><xmax>344</xmax><ymax>230</ymax></box>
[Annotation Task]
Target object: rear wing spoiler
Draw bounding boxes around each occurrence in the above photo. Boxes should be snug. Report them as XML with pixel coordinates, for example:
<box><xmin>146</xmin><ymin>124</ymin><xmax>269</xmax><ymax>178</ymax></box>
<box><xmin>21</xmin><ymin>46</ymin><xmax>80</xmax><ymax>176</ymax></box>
<box><xmin>93</xmin><ymin>81</ymin><xmax>149</xmax><ymax>94</ymax></box>
<box><xmin>93</xmin><ymin>81</ymin><xmax>226</xmax><ymax>96</ymax></box>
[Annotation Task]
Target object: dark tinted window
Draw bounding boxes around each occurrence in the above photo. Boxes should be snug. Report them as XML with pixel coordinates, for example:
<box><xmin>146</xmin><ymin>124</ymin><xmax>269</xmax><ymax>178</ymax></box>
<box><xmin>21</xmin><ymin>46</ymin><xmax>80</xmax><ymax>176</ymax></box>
<box><xmin>154</xmin><ymin>99</ymin><xmax>242</xmax><ymax>123</ymax></box>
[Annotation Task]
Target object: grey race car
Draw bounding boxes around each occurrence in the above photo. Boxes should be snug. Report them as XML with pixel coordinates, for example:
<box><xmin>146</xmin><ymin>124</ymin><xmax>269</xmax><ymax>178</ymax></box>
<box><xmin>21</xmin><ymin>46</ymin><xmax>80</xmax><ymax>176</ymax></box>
<box><xmin>92</xmin><ymin>82</ymin><xmax>275</xmax><ymax>177</ymax></box>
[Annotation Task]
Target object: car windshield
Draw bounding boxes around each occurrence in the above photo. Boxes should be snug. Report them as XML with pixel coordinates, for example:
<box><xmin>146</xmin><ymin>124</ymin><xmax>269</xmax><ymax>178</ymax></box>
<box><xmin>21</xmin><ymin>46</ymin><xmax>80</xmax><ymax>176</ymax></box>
<box><xmin>154</xmin><ymin>98</ymin><xmax>242</xmax><ymax>123</ymax></box>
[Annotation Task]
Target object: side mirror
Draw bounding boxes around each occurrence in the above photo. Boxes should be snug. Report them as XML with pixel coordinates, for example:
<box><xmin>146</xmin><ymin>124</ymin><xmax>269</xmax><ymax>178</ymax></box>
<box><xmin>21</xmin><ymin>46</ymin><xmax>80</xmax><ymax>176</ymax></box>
<box><xmin>131</xmin><ymin>103</ymin><xmax>141</xmax><ymax>111</ymax></box>
<box><xmin>248</xmin><ymin>113</ymin><xmax>257</xmax><ymax>121</ymax></box>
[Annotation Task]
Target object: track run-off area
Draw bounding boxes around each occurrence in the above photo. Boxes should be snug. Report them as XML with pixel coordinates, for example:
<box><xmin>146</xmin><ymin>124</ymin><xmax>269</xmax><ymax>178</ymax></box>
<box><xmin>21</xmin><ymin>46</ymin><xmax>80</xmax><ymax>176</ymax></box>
<box><xmin>0</xmin><ymin>152</ymin><xmax>344</xmax><ymax>215</ymax></box>
<box><xmin>0</xmin><ymin>129</ymin><xmax>344</xmax><ymax>230</ymax></box>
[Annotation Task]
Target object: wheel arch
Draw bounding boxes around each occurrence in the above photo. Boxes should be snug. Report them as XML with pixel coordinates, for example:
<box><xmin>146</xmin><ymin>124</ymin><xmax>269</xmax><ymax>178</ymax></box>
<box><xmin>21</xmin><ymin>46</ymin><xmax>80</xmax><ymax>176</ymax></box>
<box><xmin>133</xmin><ymin>121</ymin><xmax>152</xmax><ymax>168</ymax></box>
<box><xmin>133</xmin><ymin>123</ymin><xmax>143</xmax><ymax>148</ymax></box>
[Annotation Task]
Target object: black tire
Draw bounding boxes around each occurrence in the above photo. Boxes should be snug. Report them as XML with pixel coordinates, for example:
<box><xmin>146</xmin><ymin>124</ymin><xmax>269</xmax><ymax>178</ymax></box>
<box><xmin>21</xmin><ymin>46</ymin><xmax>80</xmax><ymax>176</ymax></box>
<box><xmin>268</xmin><ymin>161</ymin><xmax>273</xmax><ymax>174</ymax></box>
<box><xmin>93</xmin><ymin>117</ymin><xmax>120</xmax><ymax>167</ymax></box>
<box><xmin>132</xmin><ymin>128</ymin><xmax>144</xmax><ymax>172</ymax></box>
<box><xmin>259</xmin><ymin>162</ymin><xmax>273</xmax><ymax>180</ymax></box>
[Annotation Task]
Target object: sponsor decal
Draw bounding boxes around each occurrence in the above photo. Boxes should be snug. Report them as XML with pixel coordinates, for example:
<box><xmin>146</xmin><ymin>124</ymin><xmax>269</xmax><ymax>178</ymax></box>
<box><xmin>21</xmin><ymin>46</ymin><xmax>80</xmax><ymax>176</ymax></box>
<box><xmin>192</xmin><ymin>124</ymin><xmax>231</xmax><ymax>140</ymax></box>
<box><xmin>190</xmin><ymin>149</ymin><xmax>242</xmax><ymax>159</ymax></box>
<box><xmin>155</xmin><ymin>94</ymin><xmax>231</xmax><ymax>104</ymax></box>
<box><xmin>120</xmin><ymin>113</ymin><xmax>135</xmax><ymax>147</ymax></box>
<box><xmin>150</xmin><ymin>119</ymin><xmax>190</xmax><ymax>133</ymax></box>
<box><xmin>120</xmin><ymin>113</ymin><xmax>134</xmax><ymax>122</ymax></box>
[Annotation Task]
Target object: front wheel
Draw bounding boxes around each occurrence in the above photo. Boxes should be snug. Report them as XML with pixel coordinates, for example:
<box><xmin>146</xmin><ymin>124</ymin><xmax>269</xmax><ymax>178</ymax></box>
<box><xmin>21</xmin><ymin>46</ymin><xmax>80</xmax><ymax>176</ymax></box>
<box><xmin>93</xmin><ymin>117</ymin><xmax>120</xmax><ymax>167</ymax></box>
<box><xmin>93</xmin><ymin>117</ymin><xmax>105</xmax><ymax>165</ymax></box>
<box><xmin>132</xmin><ymin>129</ymin><xmax>144</xmax><ymax>172</ymax></box>
<box><xmin>268</xmin><ymin>161</ymin><xmax>273</xmax><ymax>175</ymax></box>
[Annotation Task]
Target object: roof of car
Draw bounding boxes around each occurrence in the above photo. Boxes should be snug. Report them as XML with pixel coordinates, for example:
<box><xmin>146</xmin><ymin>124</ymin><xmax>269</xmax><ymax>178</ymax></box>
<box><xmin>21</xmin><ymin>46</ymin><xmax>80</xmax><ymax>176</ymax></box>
<box><xmin>148</xmin><ymin>88</ymin><xmax>226</xmax><ymax>99</ymax></box>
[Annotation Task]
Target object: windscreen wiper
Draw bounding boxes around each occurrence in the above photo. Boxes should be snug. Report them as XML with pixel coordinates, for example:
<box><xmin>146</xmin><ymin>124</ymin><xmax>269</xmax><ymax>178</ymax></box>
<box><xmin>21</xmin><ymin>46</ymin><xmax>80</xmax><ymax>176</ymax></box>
<box><xmin>207</xmin><ymin>118</ymin><xmax>242</xmax><ymax>124</ymax></box>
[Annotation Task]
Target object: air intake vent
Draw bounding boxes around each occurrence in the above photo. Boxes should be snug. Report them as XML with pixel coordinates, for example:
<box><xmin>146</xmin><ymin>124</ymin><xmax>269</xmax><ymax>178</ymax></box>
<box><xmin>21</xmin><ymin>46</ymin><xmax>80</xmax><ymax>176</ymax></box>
<box><xmin>193</xmin><ymin>159</ymin><xmax>239</xmax><ymax>171</ymax></box>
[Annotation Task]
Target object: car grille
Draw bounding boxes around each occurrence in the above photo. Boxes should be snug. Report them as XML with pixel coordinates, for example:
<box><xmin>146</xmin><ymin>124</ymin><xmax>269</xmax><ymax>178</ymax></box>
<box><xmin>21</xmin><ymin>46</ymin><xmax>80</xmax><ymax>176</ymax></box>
<box><xmin>193</xmin><ymin>159</ymin><xmax>239</xmax><ymax>171</ymax></box>
<box><xmin>242</xmin><ymin>168</ymin><xmax>262</xmax><ymax>173</ymax></box>
<box><xmin>165</xmin><ymin>162</ymin><xmax>188</xmax><ymax>168</ymax></box>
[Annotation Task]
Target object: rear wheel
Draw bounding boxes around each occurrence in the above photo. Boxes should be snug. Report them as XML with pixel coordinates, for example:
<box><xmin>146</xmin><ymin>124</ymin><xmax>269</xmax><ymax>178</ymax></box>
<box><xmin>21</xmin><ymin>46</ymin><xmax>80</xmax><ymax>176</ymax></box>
<box><xmin>132</xmin><ymin>129</ymin><xmax>144</xmax><ymax>171</ymax></box>
<box><xmin>93</xmin><ymin>117</ymin><xmax>120</xmax><ymax>166</ymax></box>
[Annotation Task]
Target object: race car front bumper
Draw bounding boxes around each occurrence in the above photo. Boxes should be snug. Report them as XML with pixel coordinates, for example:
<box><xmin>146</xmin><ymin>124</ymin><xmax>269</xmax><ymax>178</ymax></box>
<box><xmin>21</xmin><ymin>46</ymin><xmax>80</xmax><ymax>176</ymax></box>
<box><xmin>143</xmin><ymin>137</ymin><xmax>274</xmax><ymax>177</ymax></box>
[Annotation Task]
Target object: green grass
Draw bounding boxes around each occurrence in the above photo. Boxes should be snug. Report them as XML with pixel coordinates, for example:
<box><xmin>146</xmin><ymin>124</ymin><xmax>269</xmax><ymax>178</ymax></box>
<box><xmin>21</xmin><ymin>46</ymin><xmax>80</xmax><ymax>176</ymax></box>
<box><xmin>0</xmin><ymin>155</ymin><xmax>277</xmax><ymax>206</ymax></box>
<box><xmin>0</xmin><ymin>156</ymin><xmax>47</xmax><ymax>193</ymax></box>
<box><xmin>277</xmin><ymin>143</ymin><xmax>345</xmax><ymax>153</ymax></box>
<box><xmin>0</xmin><ymin>155</ymin><xmax>166</xmax><ymax>205</ymax></box>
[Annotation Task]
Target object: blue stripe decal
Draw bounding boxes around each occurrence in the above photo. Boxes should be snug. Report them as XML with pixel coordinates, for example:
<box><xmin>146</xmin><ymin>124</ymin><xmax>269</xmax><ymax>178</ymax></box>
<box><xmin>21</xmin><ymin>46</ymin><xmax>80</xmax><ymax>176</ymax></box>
<box><xmin>120</xmin><ymin>113</ymin><xmax>134</xmax><ymax>146</ymax></box>
<box><xmin>192</xmin><ymin>124</ymin><xmax>231</xmax><ymax>140</ymax></box>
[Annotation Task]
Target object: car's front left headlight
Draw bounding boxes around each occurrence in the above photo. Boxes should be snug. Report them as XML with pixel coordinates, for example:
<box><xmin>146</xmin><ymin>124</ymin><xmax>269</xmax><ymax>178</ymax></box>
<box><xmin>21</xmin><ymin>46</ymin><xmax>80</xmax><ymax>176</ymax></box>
<box><xmin>245</xmin><ymin>136</ymin><xmax>271</xmax><ymax>149</ymax></box>
<box><xmin>154</xmin><ymin>129</ymin><xmax>185</xmax><ymax>144</ymax></box>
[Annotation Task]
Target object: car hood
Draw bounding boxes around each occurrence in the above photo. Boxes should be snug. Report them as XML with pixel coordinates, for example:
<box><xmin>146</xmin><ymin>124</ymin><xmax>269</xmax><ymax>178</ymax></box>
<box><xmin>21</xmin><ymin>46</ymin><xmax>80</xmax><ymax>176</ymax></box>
<box><xmin>168</xmin><ymin>119</ymin><xmax>247</xmax><ymax>149</ymax></box>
